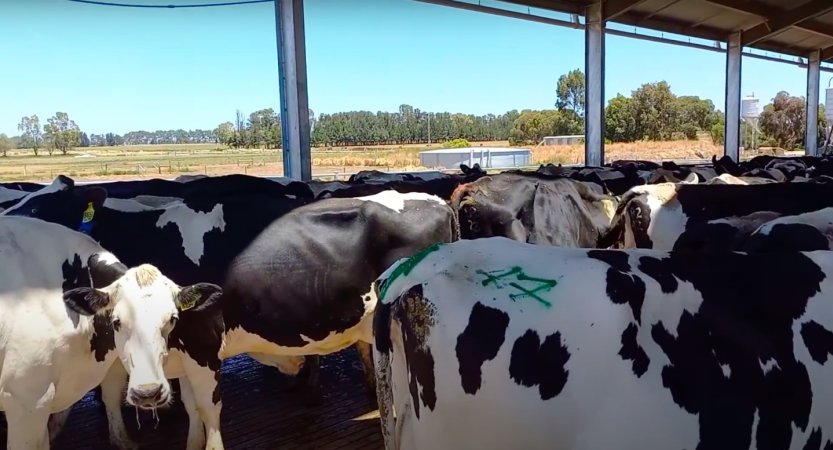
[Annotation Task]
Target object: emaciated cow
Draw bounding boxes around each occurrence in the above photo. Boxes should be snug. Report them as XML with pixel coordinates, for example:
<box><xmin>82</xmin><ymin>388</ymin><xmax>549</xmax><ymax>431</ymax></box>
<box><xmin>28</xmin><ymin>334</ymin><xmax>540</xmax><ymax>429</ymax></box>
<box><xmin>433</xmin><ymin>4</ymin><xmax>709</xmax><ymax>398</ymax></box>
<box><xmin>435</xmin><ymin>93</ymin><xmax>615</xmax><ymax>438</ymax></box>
<box><xmin>373</xmin><ymin>236</ymin><xmax>833</xmax><ymax>449</ymax></box>
<box><xmin>0</xmin><ymin>216</ymin><xmax>221</xmax><ymax>449</ymax></box>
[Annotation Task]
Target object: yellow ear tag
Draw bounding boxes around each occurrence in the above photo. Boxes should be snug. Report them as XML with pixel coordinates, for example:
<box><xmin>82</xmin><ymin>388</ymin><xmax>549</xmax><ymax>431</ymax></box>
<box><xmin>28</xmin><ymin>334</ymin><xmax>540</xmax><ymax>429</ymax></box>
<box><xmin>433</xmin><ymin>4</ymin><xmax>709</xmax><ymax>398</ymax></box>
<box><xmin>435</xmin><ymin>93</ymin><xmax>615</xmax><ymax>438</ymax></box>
<box><xmin>82</xmin><ymin>202</ymin><xmax>95</xmax><ymax>223</ymax></box>
<box><xmin>178</xmin><ymin>290</ymin><xmax>199</xmax><ymax>311</ymax></box>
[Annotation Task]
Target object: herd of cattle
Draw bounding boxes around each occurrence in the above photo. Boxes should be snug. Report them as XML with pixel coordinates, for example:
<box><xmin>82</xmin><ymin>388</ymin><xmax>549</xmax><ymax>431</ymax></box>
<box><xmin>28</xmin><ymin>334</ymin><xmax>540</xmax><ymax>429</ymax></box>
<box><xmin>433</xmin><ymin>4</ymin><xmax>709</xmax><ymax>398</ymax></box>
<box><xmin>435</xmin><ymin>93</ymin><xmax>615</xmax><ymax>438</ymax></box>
<box><xmin>1</xmin><ymin>153</ymin><xmax>833</xmax><ymax>449</ymax></box>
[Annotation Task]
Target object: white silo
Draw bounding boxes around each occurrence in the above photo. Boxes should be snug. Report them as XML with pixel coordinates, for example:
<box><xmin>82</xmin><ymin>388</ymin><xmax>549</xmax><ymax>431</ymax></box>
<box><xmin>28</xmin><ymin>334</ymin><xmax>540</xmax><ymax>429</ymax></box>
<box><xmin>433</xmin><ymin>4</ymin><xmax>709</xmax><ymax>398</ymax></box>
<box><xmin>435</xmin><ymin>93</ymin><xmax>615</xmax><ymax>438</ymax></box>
<box><xmin>741</xmin><ymin>94</ymin><xmax>760</xmax><ymax>151</ymax></box>
<box><xmin>741</xmin><ymin>95</ymin><xmax>760</xmax><ymax>119</ymax></box>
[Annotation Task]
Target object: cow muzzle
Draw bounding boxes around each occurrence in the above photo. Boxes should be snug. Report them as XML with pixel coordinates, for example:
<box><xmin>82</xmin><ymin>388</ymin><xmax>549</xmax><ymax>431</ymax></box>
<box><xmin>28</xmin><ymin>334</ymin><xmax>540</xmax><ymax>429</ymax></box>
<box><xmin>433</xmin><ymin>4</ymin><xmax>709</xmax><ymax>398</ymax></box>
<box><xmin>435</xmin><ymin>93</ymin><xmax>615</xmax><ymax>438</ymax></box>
<box><xmin>127</xmin><ymin>382</ymin><xmax>170</xmax><ymax>409</ymax></box>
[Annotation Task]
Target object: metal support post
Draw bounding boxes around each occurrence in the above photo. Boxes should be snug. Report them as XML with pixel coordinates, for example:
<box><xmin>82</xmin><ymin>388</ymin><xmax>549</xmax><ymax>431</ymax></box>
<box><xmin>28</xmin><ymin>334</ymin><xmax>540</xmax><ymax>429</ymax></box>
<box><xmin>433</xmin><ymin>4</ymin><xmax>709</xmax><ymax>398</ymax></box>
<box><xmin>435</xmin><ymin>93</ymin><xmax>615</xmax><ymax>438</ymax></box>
<box><xmin>584</xmin><ymin>2</ymin><xmax>605</xmax><ymax>167</ymax></box>
<box><xmin>275</xmin><ymin>0</ymin><xmax>312</xmax><ymax>181</ymax></box>
<box><xmin>806</xmin><ymin>49</ymin><xmax>821</xmax><ymax>156</ymax></box>
<box><xmin>724</xmin><ymin>32</ymin><xmax>742</xmax><ymax>162</ymax></box>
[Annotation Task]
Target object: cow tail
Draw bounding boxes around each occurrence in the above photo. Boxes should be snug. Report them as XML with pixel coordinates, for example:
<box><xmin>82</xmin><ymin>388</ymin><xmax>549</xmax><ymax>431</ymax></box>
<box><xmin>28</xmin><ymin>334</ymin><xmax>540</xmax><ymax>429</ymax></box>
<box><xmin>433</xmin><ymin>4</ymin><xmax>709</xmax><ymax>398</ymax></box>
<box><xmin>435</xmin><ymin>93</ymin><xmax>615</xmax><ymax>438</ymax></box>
<box><xmin>373</xmin><ymin>284</ymin><xmax>397</xmax><ymax>449</ymax></box>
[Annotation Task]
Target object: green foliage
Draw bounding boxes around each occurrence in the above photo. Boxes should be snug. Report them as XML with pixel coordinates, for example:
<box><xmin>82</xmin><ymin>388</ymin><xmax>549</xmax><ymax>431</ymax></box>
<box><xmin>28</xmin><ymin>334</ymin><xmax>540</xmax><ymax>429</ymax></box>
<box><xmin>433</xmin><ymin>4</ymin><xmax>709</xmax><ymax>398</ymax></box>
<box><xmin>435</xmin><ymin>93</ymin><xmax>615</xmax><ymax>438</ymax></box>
<box><xmin>604</xmin><ymin>82</ymin><xmax>719</xmax><ymax>144</ymax></box>
<box><xmin>0</xmin><ymin>134</ymin><xmax>12</xmax><ymax>157</ymax></box>
<box><xmin>757</xmin><ymin>91</ymin><xmax>828</xmax><ymax>150</ymax></box>
<box><xmin>556</xmin><ymin>68</ymin><xmax>585</xmax><ymax>117</ymax></box>
<box><xmin>311</xmin><ymin>106</ymin><xmax>519</xmax><ymax>147</ymax></box>
<box><xmin>441</xmin><ymin>138</ymin><xmax>471</xmax><ymax>148</ymax></box>
<box><xmin>18</xmin><ymin>115</ymin><xmax>42</xmax><ymax>156</ymax></box>
<box><xmin>710</xmin><ymin>116</ymin><xmax>725</xmax><ymax>146</ymax></box>
<box><xmin>605</xmin><ymin>94</ymin><xmax>638</xmax><ymax>142</ymax></box>
<box><xmin>509</xmin><ymin>110</ymin><xmax>583</xmax><ymax>145</ymax></box>
<box><xmin>44</xmin><ymin>112</ymin><xmax>81</xmax><ymax>155</ymax></box>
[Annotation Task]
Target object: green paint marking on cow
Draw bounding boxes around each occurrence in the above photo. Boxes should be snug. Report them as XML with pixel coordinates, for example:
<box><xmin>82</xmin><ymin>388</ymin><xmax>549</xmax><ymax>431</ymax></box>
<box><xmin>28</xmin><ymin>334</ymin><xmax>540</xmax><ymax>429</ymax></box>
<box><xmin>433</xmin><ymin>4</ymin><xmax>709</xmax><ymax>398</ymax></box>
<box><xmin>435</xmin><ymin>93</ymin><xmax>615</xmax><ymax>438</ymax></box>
<box><xmin>477</xmin><ymin>266</ymin><xmax>557</xmax><ymax>308</ymax></box>
<box><xmin>378</xmin><ymin>243</ymin><xmax>443</xmax><ymax>301</ymax></box>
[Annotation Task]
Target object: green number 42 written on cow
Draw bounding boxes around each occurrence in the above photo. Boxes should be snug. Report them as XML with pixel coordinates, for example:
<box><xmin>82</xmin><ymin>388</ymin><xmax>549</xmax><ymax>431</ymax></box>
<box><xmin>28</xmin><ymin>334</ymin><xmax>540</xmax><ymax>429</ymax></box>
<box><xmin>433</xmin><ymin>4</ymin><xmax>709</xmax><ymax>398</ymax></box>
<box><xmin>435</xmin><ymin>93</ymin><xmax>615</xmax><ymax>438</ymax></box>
<box><xmin>476</xmin><ymin>266</ymin><xmax>558</xmax><ymax>308</ymax></box>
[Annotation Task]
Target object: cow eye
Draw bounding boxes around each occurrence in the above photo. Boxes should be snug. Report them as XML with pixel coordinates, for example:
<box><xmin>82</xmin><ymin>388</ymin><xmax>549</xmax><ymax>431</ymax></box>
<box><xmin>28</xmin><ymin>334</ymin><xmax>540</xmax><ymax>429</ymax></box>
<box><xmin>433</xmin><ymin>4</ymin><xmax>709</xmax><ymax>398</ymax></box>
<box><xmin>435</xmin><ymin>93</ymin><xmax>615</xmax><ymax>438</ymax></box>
<box><xmin>112</xmin><ymin>318</ymin><xmax>121</xmax><ymax>329</ymax></box>
<box><xmin>169</xmin><ymin>315</ymin><xmax>178</xmax><ymax>325</ymax></box>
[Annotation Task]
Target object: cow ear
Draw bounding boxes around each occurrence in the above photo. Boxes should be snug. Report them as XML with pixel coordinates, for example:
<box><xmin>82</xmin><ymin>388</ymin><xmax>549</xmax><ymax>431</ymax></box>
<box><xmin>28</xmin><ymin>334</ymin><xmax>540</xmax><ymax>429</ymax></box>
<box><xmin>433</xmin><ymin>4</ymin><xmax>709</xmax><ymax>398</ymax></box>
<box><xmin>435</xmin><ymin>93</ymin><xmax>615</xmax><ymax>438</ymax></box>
<box><xmin>88</xmin><ymin>253</ymin><xmax>128</xmax><ymax>288</ymax></box>
<box><xmin>64</xmin><ymin>287</ymin><xmax>111</xmax><ymax>316</ymax></box>
<box><xmin>78</xmin><ymin>186</ymin><xmax>107</xmax><ymax>213</ymax></box>
<box><xmin>176</xmin><ymin>283</ymin><xmax>223</xmax><ymax>313</ymax></box>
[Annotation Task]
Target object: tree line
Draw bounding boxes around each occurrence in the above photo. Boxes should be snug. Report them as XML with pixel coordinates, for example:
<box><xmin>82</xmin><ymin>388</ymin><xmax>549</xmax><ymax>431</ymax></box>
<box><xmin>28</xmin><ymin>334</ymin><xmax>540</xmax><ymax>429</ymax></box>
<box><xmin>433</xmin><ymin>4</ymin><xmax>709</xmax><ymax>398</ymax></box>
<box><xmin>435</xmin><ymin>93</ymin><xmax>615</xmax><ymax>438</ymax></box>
<box><xmin>1</xmin><ymin>68</ymin><xmax>827</xmax><ymax>157</ymax></box>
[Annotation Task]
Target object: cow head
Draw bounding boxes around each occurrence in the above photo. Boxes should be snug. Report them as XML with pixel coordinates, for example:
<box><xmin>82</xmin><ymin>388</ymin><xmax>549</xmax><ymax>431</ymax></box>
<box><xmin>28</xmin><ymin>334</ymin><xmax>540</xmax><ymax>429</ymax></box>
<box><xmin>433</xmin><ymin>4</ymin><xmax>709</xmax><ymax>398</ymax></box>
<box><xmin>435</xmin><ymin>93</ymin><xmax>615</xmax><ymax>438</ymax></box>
<box><xmin>449</xmin><ymin>176</ymin><xmax>532</xmax><ymax>242</ymax></box>
<box><xmin>0</xmin><ymin>175</ymin><xmax>107</xmax><ymax>233</ymax></box>
<box><xmin>63</xmin><ymin>253</ymin><xmax>222</xmax><ymax>410</ymax></box>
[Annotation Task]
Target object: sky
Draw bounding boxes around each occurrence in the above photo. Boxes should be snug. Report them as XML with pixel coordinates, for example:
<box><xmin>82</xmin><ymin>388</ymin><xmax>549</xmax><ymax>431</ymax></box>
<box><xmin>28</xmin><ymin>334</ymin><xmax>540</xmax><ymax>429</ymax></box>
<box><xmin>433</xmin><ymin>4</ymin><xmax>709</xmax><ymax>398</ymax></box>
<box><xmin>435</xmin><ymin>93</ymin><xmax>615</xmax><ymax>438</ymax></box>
<box><xmin>0</xmin><ymin>0</ymin><xmax>829</xmax><ymax>136</ymax></box>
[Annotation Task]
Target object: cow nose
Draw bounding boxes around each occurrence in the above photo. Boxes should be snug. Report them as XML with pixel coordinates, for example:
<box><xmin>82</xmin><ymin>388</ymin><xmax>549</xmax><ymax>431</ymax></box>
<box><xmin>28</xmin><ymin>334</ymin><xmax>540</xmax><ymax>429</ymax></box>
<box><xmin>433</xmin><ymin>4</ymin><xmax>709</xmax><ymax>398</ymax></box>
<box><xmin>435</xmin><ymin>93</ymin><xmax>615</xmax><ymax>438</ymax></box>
<box><xmin>128</xmin><ymin>383</ymin><xmax>166</xmax><ymax>407</ymax></box>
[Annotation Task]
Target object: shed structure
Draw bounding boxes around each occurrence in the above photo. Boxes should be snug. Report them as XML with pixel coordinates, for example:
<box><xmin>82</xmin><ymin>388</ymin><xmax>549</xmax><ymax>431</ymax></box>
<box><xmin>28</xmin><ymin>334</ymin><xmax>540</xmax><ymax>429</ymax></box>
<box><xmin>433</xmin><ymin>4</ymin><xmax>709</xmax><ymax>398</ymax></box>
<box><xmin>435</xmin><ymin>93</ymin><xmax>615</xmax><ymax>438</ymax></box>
<box><xmin>274</xmin><ymin>0</ymin><xmax>833</xmax><ymax>179</ymax></box>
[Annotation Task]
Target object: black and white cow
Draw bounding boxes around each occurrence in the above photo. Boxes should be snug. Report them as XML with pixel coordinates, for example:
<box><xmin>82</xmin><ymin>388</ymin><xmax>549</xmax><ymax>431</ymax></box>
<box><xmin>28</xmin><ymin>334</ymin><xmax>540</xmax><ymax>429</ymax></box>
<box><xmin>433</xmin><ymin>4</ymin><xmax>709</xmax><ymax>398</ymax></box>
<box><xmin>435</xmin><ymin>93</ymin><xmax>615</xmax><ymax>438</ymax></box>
<box><xmin>97</xmin><ymin>190</ymin><xmax>459</xmax><ymax>449</ymax></box>
<box><xmin>450</xmin><ymin>172</ymin><xmax>617</xmax><ymax>247</ymax></box>
<box><xmin>599</xmin><ymin>182</ymin><xmax>833</xmax><ymax>250</ymax></box>
<box><xmin>373</xmin><ymin>236</ymin><xmax>833</xmax><ymax>449</ymax></box>
<box><xmin>0</xmin><ymin>175</ymin><xmax>107</xmax><ymax>231</ymax></box>
<box><xmin>741</xmin><ymin>207</ymin><xmax>833</xmax><ymax>253</ymax></box>
<box><xmin>0</xmin><ymin>215</ymin><xmax>221</xmax><ymax>449</ymax></box>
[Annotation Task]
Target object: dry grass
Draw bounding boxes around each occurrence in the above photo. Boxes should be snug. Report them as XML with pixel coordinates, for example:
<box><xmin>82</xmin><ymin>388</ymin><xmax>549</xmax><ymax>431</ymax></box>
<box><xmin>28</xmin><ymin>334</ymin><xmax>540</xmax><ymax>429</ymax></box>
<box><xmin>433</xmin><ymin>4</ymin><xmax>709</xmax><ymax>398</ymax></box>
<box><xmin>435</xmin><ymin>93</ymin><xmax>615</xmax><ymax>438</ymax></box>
<box><xmin>0</xmin><ymin>139</ymin><xmax>732</xmax><ymax>183</ymax></box>
<box><xmin>533</xmin><ymin>138</ymin><xmax>724</xmax><ymax>166</ymax></box>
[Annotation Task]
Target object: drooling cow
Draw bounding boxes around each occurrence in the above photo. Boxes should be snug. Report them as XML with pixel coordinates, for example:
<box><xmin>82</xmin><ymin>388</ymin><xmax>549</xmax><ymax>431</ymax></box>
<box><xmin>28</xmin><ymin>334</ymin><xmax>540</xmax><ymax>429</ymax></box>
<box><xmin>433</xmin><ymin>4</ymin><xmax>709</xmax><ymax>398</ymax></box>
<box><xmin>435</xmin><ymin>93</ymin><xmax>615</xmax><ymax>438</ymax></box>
<box><xmin>373</xmin><ymin>236</ymin><xmax>833</xmax><ymax>449</ymax></box>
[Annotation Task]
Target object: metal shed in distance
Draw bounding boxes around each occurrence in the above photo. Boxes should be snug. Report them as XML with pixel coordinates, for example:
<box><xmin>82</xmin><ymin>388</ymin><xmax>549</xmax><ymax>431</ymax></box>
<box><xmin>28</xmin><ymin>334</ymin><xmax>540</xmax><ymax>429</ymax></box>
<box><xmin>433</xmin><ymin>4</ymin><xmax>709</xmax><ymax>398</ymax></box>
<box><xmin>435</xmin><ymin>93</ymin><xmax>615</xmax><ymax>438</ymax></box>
<box><xmin>419</xmin><ymin>147</ymin><xmax>533</xmax><ymax>169</ymax></box>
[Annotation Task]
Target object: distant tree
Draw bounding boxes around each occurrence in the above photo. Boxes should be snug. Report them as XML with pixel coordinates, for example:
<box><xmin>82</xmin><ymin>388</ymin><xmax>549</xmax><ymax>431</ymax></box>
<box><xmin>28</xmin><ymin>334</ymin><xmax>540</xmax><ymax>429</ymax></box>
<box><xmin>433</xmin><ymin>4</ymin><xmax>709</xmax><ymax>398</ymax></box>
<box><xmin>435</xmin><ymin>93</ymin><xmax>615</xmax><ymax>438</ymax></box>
<box><xmin>105</xmin><ymin>132</ymin><xmax>123</xmax><ymax>146</ymax></box>
<box><xmin>79</xmin><ymin>132</ymin><xmax>90</xmax><ymax>147</ymax></box>
<box><xmin>0</xmin><ymin>134</ymin><xmax>13</xmax><ymax>157</ymax></box>
<box><xmin>605</xmin><ymin>94</ymin><xmax>638</xmax><ymax>142</ymax></box>
<box><xmin>556</xmin><ymin>69</ymin><xmax>586</xmax><ymax>118</ymax></box>
<box><xmin>17</xmin><ymin>115</ymin><xmax>42</xmax><ymax>156</ymax></box>
<box><xmin>44</xmin><ymin>112</ymin><xmax>81</xmax><ymax>155</ymax></box>
<box><xmin>630</xmin><ymin>81</ymin><xmax>678</xmax><ymax>141</ymax></box>
<box><xmin>759</xmin><ymin>91</ymin><xmax>808</xmax><ymax>150</ymax></box>
<box><xmin>214</xmin><ymin>122</ymin><xmax>235</xmax><ymax>147</ymax></box>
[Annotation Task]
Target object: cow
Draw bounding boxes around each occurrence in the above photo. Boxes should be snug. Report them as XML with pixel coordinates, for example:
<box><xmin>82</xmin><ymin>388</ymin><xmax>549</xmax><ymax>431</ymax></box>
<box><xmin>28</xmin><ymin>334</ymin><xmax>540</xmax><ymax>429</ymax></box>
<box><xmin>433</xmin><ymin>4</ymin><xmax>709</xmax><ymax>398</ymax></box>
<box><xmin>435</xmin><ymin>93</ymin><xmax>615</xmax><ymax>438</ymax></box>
<box><xmin>92</xmin><ymin>190</ymin><xmax>459</xmax><ymax>449</ymax></box>
<box><xmin>0</xmin><ymin>175</ymin><xmax>108</xmax><ymax>234</ymax></box>
<box><xmin>599</xmin><ymin>182</ymin><xmax>833</xmax><ymax>250</ymax></box>
<box><xmin>450</xmin><ymin>172</ymin><xmax>616</xmax><ymax>247</ymax></box>
<box><xmin>741</xmin><ymin>207</ymin><xmax>833</xmax><ymax>253</ymax></box>
<box><xmin>671</xmin><ymin>210</ymin><xmax>783</xmax><ymax>253</ymax></box>
<box><xmin>0</xmin><ymin>215</ymin><xmax>222</xmax><ymax>449</ymax></box>
<box><xmin>372</xmin><ymin>236</ymin><xmax>833</xmax><ymax>450</ymax></box>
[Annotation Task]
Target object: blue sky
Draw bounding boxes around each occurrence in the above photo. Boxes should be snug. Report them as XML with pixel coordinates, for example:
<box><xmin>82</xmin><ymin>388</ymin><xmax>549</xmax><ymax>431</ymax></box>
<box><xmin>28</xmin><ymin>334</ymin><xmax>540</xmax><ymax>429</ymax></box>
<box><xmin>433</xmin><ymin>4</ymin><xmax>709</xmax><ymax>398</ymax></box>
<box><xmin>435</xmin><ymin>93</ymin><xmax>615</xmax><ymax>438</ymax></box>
<box><xmin>0</xmin><ymin>0</ymin><xmax>828</xmax><ymax>136</ymax></box>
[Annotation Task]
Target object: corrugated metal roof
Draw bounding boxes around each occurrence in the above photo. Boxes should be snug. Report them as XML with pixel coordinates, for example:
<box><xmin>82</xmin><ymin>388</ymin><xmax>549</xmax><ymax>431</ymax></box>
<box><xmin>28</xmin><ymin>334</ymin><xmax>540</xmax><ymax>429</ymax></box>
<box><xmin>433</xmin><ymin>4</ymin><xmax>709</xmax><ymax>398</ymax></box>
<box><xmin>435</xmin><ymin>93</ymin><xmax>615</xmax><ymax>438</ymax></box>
<box><xmin>497</xmin><ymin>0</ymin><xmax>833</xmax><ymax>61</ymax></box>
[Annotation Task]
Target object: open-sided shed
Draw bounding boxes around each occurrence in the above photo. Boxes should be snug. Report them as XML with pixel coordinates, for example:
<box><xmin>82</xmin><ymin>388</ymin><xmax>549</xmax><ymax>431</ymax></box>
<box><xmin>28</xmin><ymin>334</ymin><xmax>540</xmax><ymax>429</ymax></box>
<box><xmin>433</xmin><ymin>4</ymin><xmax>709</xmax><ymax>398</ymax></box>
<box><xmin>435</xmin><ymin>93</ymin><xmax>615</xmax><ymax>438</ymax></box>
<box><xmin>275</xmin><ymin>0</ymin><xmax>833</xmax><ymax>178</ymax></box>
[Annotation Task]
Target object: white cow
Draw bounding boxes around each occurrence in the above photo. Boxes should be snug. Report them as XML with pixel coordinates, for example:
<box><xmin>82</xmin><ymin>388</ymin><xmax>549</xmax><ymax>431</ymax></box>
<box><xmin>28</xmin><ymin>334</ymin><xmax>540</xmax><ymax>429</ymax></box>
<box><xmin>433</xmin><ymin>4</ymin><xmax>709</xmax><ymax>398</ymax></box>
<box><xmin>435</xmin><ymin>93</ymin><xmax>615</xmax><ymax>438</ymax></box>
<box><xmin>374</xmin><ymin>237</ymin><xmax>833</xmax><ymax>449</ymax></box>
<box><xmin>0</xmin><ymin>215</ymin><xmax>221</xmax><ymax>449</ymax></box>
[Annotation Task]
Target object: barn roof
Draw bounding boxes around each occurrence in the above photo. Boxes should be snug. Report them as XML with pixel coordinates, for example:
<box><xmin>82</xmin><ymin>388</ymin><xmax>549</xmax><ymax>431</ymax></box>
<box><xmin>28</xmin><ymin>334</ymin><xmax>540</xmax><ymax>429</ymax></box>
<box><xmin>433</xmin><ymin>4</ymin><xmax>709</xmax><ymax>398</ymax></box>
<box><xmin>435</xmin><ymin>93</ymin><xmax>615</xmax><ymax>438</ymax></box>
<box><xmin>497</xmin><ymin>0</ymin><xmax>833</xmax><ymax>61</ymax></box>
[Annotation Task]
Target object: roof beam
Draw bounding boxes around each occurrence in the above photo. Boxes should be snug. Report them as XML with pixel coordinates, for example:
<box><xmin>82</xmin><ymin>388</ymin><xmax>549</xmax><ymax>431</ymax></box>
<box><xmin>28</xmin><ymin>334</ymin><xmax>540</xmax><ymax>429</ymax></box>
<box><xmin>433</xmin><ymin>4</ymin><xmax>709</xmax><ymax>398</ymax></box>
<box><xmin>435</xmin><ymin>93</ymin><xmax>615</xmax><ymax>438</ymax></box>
<box><xmin>741</xmin><ymin>0</ymin><xmax>833</xmax><ymax>46</ymax></box>
<box><xmin>822</xmin><ymin>45</ymin><xmax>833</xmax><ymax>61</ymax></box>
<box><xmin>603</xmin><ymin>0</ymin><xmax>649</xmax><ymax>21</ymax></box>
<box><xmin>499</xmin><ymin>0</ymin><xmax>582</xmax><ymax>14</ymax></box>
<box><xmin>704</xmin><ymin>0</ymin><xmax>833</xmax><ymax>40</ymax></box>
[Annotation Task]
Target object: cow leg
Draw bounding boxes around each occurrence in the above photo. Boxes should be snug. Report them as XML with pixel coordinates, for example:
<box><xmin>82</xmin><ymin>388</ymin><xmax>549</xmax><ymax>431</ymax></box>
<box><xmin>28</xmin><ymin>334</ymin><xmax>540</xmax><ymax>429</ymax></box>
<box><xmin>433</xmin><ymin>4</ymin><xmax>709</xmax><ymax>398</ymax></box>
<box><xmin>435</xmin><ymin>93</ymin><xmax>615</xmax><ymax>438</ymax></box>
<box><xmin>100</xmin><ymin>362</ymin><xmax>138</xmax><ymax>450</ymax></box>
<box><xmin>355</xmin><ymin>341</ymin><xmax>376</xmax><ymax>398</ymax></box>
<box><xmin>179</xmin><ymin>376</ymin><xmax>207</xmax><ymax>450</ymax></box>
<box><xmin>5</xmin><ymin>402</ymin><xmax>51</xmax><ymax>450</ymax></box>
<box><xmin>46</xmin><ymin>408</ymin><xmax>72</xmax><ymax>444</ymax></box>
<box><xmin>301</xmin><ymin>355</ymin><xmax>322</xmax><ymax>405</ymax></box>
<box><xmin>183</xmin><ymin>361</ymin><xmax>224</xmax><ymax>450</ymax></box>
